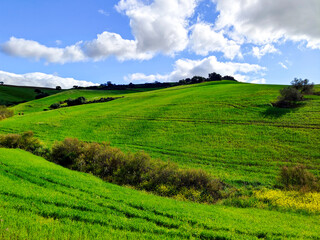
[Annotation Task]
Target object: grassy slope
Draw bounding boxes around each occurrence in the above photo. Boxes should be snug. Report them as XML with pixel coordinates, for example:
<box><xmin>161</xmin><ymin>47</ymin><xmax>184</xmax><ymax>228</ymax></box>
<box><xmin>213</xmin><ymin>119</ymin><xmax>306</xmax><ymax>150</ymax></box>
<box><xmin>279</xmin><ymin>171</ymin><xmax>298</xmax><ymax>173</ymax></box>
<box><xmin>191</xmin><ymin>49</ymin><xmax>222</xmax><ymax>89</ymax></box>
<box><xmin>0</xmin><ymin>85</ymin><xmax>61</xmax><ymax>106</ymax></box>
<box><xmin>1</xmin><ymin>148</ymin><xmax>319</xmax><ymax>240</ymax></box>
<box><xmin>11</xmin><ymin>88</ymin><xmax>162</xmax><ymax>114</ymax></box>
<box><xmin>0</xmin><ymin>81</ymin><xmax>319</xmax><ymax>187</ymax></box>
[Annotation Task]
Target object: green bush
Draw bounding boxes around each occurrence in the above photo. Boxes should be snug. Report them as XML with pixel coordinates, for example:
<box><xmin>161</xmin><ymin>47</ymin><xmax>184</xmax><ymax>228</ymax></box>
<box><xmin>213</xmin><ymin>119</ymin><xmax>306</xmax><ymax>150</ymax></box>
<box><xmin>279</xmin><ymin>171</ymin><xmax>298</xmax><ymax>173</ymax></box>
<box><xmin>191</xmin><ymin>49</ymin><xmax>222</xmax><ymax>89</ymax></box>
<box><xmin>0</xmin><ymin>105</ymin><xmax>14</xmax><ymax>120</ymax></box>
<box><xmin>291</xmin><ymin>78</ymin><xmax>314</xmax><ymax>94</ymax></box>
<box><xmin>0</xmin><ymin>131</ymin><xmax>48</xmax><ymax>157</ymax></box>
<box><xmin>274</xmin><ymin>87</ymin><xmax>303</xmax><ymax>108</ymax></box>
<box><xmin>277</xmin><ymin>165</ymin><xmax>320</xmax><ymax>192</ymax></box>
<box><xmin>50</xmin><ymin>138</ymin><xmax>225</xmax><ymax>203</ymax></box>
<box><xmin>66</xmin><ymin>97</ymin><xmax>86</xmax><ymax>106</ymax></box>
<box><xmin>49</xmin><ymin>103</ymin><xmax>61</xmax><ymax>109</ymax></box>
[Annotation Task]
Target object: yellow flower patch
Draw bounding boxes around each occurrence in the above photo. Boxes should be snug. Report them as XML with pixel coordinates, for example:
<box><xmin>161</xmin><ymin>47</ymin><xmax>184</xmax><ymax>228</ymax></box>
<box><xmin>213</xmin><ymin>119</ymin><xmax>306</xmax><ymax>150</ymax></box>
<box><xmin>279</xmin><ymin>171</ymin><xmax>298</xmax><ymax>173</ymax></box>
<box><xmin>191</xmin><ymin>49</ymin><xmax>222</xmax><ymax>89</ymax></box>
<box><xmin>255</xmin><ymin>189</ymin><xmax>320</xmax><ymax>213</ymax></box>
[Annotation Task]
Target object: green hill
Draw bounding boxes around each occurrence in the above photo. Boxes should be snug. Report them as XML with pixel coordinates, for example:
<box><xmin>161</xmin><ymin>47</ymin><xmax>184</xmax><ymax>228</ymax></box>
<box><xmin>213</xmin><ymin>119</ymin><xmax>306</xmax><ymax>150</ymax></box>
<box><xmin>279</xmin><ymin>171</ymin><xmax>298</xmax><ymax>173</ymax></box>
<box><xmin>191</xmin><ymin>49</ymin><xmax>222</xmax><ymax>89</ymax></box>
<box><xmin>1</xmin><ymin>148</ymin><xmax>319</xmax><ymax>239</ymax></box>
<box><xmin>0</xmin><ymin>85</ymin><xmax>61</xmax><ymax>106</ymax></box>
<box><xmin>1</xmin><ymin>81</ymin><xmax>320</xmax><ymax>238</ymax></box>
<box><xmin>1</xmin><ymin>81</ymin><xmax>319</xmax><ymax>186</ymax></box>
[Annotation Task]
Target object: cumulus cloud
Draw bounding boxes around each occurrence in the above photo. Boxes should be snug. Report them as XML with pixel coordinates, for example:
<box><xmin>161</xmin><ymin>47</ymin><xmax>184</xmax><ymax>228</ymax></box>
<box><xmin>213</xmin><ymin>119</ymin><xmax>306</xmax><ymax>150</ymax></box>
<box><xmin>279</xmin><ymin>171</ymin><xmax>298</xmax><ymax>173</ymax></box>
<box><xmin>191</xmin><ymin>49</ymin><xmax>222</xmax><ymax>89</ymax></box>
<box><xmin>1</xmin><ymin>37</ymin><xmax>86</xmax><ymax>64</ymax></box>
<box><xmin>214</xmin><ymin>0</ymin><xmax>320</xmax><ymax>49</ymax></box>
<box><xmin>252</xmin><ymin>44</ymin><xmax>279</xmax><ymax>59</ymax></box>
<box><xmin>83</xmin><ymin>31</ymin><xmax>152</xmax><ymax>61</ymax></box>
<box><xmin>1</xmin><ymin>0</ymin><xmax>198</xmax><ymax>63</ymax></box>
<box><xmin>189</xmin><ymin>22</ymin><xmax>242</xmax><ymax>59</ymax></box>
<box><xmin>0</xmin><ymin>70</ymin><xmax>97</xmax><ymax>89</ymax></box>
<box><xmin>125</xmin><ymin>56</ymin><xmax>266</xmax><ymax>83</ymax></box>
<box><xmin>116</xmin><ymin>0</ymin><xmax>197</xmax><ymax>55</ymax></box>
<box><xmin>124</xmin><ymin>73</ymin><xmax>168</xmax><ymax>83</ymax></box>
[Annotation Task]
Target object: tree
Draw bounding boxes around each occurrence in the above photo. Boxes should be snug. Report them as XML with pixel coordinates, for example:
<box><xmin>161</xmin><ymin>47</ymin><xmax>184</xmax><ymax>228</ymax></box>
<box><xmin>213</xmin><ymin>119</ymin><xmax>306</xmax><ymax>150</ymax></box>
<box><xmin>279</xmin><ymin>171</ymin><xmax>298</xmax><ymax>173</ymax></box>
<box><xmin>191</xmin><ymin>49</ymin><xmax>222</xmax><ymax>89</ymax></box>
<box><xmin>208</xmin><ymin>72</ymin><xmax>222</xmax><ymax>81</ymax></box>
<box><xmin>56</xmin><ymin>86</ymin><xmax>62</xmax><ymax>90</ymax></box>
<box><xmin>223</xmin><ymin>75</ymin><xmax>236</xmax><ymax>81</ymax></box>
<box><xmin>191</xmin><ymin>76</ymin><xmax>206</xmax><ymax>84</ymax></box>
<box><xmin>291</xmin><ymin>78</ymin><xmax>314</xmax><ymax>94</ymax></box>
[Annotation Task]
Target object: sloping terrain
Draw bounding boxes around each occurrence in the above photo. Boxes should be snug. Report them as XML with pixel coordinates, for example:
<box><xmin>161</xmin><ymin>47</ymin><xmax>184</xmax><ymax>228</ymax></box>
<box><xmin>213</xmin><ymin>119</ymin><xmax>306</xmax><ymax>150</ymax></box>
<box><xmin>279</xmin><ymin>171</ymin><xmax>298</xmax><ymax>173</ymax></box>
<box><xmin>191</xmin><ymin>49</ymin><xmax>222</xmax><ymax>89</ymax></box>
<box><xmin>1</xmin><ymin>81</ymin><xmax>319</xmax><ymax>186</ymax></box>
<box><xmin>1</xmin><ymin>148</ymin><xmax>319</xmax><ymax>240</ymax></box>
<box><xmin>0</xmin><ymin>85</ymin><xmax>61</xmax><ymax>106</ymax></box>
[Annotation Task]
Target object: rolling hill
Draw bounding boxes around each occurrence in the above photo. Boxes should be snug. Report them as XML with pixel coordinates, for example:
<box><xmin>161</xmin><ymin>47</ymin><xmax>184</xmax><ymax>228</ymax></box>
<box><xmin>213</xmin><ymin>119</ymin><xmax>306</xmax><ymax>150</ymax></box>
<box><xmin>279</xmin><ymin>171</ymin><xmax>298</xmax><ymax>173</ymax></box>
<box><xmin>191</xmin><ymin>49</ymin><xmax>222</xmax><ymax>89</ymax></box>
<box><xmin>1</xmin><ymin>148</ymin><xmax>319</xmax><ymax>239</ymax></box>
<box><xmin>1</xmin><ymin>81</ymin><xmax>319</xmax><ymax>186</ymax></box>
<box><xmin>0</xmin><ymin>85</ymin><xmax>61</xmax><ymax>106</ymax></box>
<box><xmin>0</xmin><ymin>80</ymin><xmax>320</xmax><ymax>239</ymax></box>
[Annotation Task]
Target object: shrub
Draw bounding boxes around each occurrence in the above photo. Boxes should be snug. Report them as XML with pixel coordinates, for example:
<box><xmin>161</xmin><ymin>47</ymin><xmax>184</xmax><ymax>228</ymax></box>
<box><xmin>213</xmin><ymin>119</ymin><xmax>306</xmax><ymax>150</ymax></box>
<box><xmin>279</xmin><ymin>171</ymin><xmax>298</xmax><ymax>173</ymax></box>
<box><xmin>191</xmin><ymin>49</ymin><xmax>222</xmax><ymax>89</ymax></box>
<box><xmin>291</xmin><ymin>78</ymin><xmax>314</xmax><ymax>94</ymax></box>
<box><xmin>51</xmin><ymin>138</ymin><xmax>85</xmax><ymax>168</ymax></box>
<box><xmin>0</xmin><ymin>105</ymin><xmax>14</xmax><ymax>120</ymax></box>
<box><xmin>0</xmin><ymin>131</ymin><xmax>47</xmax><ymax>156</ymax></box>
<box><xmin>66</xmin><ymin>96</ymin><xmax>87</xmax><ymax>106</ymax></box>
<box><xmin>49</xmin><ymin>103</ymin><xmax>61</xmax><ymax>109</ymax></box>
<box><xmin>50</xmin><ymin>137</ymin><xmax>225</xmax><ymax>203</ymax></box>
<box><xmin>277</xmin><ymin>165</ymin><xmax>320</xmax><ymax>192</ymax></box>
<box><xmin>274</xmin><ymin>87</ymin><xmax>303</xmax><ymax>108</ymax></box>
<box><xmin>35</xmin><ymin>92</ymin><xmax>49</xmax><ymax>99</ymax></box>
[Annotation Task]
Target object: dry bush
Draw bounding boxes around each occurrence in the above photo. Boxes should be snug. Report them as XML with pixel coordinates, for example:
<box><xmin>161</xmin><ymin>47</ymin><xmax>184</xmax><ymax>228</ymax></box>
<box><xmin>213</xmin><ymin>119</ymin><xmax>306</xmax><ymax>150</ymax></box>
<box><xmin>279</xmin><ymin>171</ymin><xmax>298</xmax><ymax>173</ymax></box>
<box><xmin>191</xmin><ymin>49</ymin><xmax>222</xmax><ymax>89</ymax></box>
<box><xmin>278</xmin><ymin>165</ymin><xmax>320</xmax><ymax>192</ymax></box>
<box><xmin>0</xmin><ymin>106</ymin><xmax>14</xmax><ymax>120</ymax></box>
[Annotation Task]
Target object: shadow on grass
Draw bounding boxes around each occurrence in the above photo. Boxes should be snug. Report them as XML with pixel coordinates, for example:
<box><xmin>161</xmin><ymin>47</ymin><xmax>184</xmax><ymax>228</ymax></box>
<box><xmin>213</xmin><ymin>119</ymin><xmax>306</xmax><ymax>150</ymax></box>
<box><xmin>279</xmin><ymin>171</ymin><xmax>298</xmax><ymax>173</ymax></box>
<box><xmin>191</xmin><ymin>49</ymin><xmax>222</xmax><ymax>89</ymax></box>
<box><xmin>261</xmin><ymin>102</ymin><xmax>306</xmax><ymax>118</ymax></box>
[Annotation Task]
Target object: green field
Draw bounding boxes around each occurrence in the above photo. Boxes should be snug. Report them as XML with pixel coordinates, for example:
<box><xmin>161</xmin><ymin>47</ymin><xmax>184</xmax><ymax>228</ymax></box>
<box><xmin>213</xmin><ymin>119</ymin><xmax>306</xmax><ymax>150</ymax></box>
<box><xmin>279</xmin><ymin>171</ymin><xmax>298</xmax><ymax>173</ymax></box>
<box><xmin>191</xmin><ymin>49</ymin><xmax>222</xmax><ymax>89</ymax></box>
<box><xmin>0</xmin><ymin>85</ymin><xmax>61</xmax><ymax>106</ymax></box>
<box><xmin>1</xmin><ymin>81</ymin><xmax>319</xmax><ymax>186</ymax></box>
<box><xmin>1</xmin><ymin>148</ymin><xmax>319</xmax><ymax>240</ymax></box>
<box><xmin>0</xmin><ymin>81</ymin><xmax>320</xmax><ymax>239</ymax></box>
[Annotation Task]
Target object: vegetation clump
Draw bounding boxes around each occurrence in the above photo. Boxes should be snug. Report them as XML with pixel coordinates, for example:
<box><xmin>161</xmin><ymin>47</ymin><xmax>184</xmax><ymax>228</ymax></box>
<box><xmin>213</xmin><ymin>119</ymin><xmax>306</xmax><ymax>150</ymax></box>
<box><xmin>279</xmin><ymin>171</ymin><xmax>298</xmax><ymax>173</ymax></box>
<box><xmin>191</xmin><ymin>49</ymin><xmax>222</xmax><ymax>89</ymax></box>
<box><xmin>0</xmin><ymin>105</ymin><xmax>14</xmax><ymax>120</ymax></box>
<box><xmin>35</xmin><ymin>89</ymin><xmax>50</xmax><ymax>99</ymax></box>
<box><xmin>49</xmin><ymin>96</ymin><xmax>120</xmax><ymax>109</ymax></box>
<box><xmin>49</xmin><ymin>102</ymin><xmax>61</xmax><ymax>109</ymax></box>
<box><xmin>291</xmin><ymin>78</ymin><xmax>314</xmax><ymax>94</ymax></box>
<box><xmin>274</xmin><ymin>78</ymin><xmax>314</xmax><ymax>108</ymax></box>
<box><xmin>0</xmin><ymin>132</ymin><xmax>225</xmax><ymax>203</ymax></box>
<box><xmin>0</xmin><ymin>131</ymin><xmax>48</xmax><ymax>156</ymax></box>
<box><xmin>277</xmin><ymin>165</ymin><xmax>320</xmax><ymax>192</ymax></box>
<box><xmin>51</xmin><ymin>138</ymin><xmax>225</xmax><ymax>203</ymax></box>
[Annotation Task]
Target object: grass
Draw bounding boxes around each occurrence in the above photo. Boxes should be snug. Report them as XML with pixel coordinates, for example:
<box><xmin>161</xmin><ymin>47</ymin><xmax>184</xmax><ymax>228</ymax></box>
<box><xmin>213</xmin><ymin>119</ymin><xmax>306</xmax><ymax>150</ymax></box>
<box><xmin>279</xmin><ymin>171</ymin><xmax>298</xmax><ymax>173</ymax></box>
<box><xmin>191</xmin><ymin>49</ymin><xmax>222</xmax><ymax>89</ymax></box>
<box><xmin>0</xmin><ymin>85</ymin><xmax>61</xmax><ymax>106</ymax></box>
<box><xmin>1</xmin><ymin>81</ymin><xmax>319</xmax><ymax>187</ymax></box>
<box><xmin>1</xmin><ymin>148</ymin><xmax>320</xmax><ymax>239</ymax></box>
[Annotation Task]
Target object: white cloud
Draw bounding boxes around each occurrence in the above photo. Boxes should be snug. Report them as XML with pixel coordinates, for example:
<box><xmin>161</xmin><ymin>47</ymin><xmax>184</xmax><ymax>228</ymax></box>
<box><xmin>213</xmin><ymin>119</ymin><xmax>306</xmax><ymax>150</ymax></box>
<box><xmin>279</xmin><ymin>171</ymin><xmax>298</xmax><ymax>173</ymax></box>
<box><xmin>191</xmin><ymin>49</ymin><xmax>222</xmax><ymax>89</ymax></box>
<box><xmin>1</xmin><ymin>37</ymin><xmax>86</xmax><ymax>64</ymax></box>
<box><xmin>98</xmin><ymin>9</ymin><xmax>109</xmax><ymax>16</ymax></box>
<box><xmin>83</xmin><ymin>31</ymin><xmax>153</xmax><ymax>61</ymax></box>
<box><xmin>251</xmin><ymin>78</ymin><xmax>266</xmax><ymax>84</ymax></box>
<box><xmin>189</xmin><ymin>22</ymin><xmax>242</xmax><ymax>59</ymax></box>
<box><xmin>252</xmin><ymin>44</ymin><xmax>279</xmax><ymax>59</ymax></box>
<box><xmin>2</xmin><ymin>0</ymin><xmax>197</xmax><ymax>63</ymax></box>
<box><xmin>279</xmin><ymin>62</ymin><xmax>288</xmax><ymax>69</ymax></box>
<box><xmin>116</xmin><ymin>0</ymin><xmax>197</xmax><ymax>55</ymax></box>
<box><xmin>125</xmin><ymin>56</ymin><xmax>266</xmax><ymax>83</ymax></box>
<box><xmin>124</xmin><ymin>73</ymin><xmax>168</xmax><ymax>83</ymax></box>
<box><xmin>214</xmin><ymin>0</ymin><xmax>320</xmax><ymax>49</ymax></box>
<box><xmin>0</xmin><ymin>70</ymin><xmax>97</xmax><ymax>89</ymax></box>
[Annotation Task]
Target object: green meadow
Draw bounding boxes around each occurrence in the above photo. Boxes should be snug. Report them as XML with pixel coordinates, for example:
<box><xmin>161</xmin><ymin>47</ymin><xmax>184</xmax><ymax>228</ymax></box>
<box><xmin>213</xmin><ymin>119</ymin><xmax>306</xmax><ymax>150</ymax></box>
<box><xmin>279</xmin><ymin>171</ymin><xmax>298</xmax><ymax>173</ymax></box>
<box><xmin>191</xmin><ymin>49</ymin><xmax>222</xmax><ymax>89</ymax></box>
<box><xmin>0</xmin><ymin>81</ymin><xmax>320</xmax><ymax>239</ymax></box>
<box><xmin>0</xmin><ymin>85</ymin><xmax>61</xmax><ymax>106</ymax></box>
<box><xmin>1</xmin><ymin>81</ymin><xmax>319</xmax><ymax>186</ymax></box>
<box><xmin>1</xmin><ymin>148</ymin><xmax>320</xmax><ymax>240</ymax></box>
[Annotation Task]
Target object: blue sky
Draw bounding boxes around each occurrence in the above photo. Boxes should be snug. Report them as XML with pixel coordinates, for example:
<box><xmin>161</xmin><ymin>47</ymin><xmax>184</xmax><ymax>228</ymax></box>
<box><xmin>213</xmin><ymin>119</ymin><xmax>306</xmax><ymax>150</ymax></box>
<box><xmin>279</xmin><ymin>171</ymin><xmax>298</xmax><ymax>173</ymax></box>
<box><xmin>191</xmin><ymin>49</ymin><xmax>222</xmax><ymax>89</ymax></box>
<box><xmin>0</xmin><ymin>0</ymin><xmax>319</xmax><ymax>88</ymax></box>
